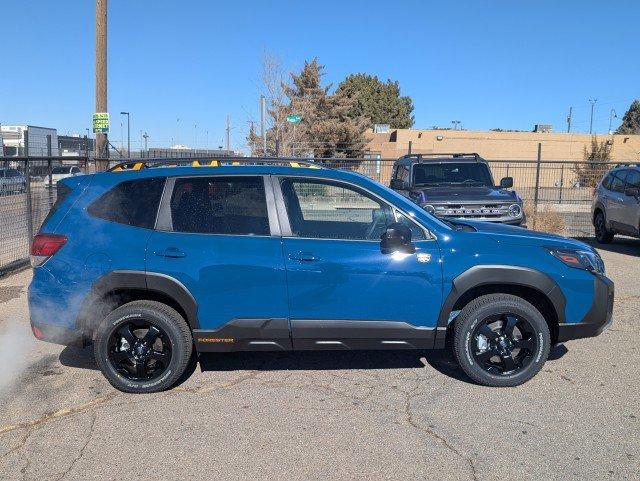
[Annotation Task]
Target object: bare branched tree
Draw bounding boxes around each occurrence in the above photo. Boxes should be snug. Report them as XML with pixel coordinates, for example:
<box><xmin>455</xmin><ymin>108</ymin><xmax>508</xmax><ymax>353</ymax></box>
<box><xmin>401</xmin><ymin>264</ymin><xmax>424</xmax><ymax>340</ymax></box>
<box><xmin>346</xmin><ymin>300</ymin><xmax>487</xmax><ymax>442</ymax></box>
<box><xmin>573</xmin><ymin>136</ymin><xmax>612</xmax><ymax>187</ymax></box>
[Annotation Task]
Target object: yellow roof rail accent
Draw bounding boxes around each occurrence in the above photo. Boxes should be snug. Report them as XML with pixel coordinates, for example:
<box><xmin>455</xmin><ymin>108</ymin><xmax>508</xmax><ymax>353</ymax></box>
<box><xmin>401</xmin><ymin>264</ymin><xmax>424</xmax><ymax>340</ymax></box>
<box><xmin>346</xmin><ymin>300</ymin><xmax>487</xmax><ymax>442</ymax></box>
<box><xmin>112</xmin><ymin>166</ymin><xmax>123</xmax><ymax>172</ymax></box>
<box><xmin>191</xmin><ymin>160</ymin><xmax>201</xmax><ymax>167</ymax></box>
<box><xmin>289</xmin><ymin>162</ymin><xmax>300</xmax><ymax>168</ymax></box>
<box><xmin>232</xmin><ymin>161</ymin><xmax>240</xmax><ymax>166</ymax></box>
<box><xmin>132</xmin><ymin>162</ymin><xmax>144</xmax><ymax>171</ymax></box>
<box><xmin>309</xmin><ymin>164</ymin><xmax>321</xmax><ymax>169</ymax></box>
<box><xmin>209</xmin><ymin>160</ymin><xmax>219</xmax><ymax>167</ymax></box>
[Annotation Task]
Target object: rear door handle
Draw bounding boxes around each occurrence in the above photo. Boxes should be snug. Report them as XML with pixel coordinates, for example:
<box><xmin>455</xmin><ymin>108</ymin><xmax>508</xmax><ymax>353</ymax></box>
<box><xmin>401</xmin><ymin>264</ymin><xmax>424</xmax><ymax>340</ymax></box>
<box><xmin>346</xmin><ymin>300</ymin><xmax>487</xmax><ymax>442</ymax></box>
<box><xmin>155</xmin><ymin>247</ymin><xmax>186</xmax><ymax>258</ymax></box>
<box><xmin>288</xmin><ymin>251</ymin><xmax>319</xmax><ymax>262</ymax></box>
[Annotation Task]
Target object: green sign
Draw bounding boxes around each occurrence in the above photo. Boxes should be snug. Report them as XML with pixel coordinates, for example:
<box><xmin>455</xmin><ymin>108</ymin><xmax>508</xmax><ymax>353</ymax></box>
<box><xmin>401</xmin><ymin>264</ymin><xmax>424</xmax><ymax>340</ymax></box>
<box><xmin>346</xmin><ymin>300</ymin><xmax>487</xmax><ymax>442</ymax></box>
<box><xmin>92</xmin><ymin>112</ymin><xmax>110</xmax><ymax>133</ymax></box>
<box><xmin>286</xmin><ymin>114</ymin><xmax>302</xmax><ymax>124</ymax></box>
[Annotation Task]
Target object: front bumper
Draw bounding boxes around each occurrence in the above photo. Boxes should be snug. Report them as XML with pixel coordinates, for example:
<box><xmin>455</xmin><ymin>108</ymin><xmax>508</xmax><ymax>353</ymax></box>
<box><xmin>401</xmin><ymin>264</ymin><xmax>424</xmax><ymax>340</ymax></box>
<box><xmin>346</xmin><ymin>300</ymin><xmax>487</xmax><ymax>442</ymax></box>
<box><xmin>557</xmin><ymin>274</ymin><xmax>614</xmax><ymax>342</ymax></box>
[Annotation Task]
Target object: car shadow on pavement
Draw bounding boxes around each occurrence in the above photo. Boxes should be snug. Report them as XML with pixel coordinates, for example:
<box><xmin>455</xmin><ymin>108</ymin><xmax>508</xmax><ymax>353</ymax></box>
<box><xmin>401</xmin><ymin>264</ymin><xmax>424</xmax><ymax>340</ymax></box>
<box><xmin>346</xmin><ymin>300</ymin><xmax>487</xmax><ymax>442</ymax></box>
<box><xmin>579</xmin><ymin>236</ymin><xmax>640</xmax><ymax>256</ymax></box>
<box><xmin>59</xmin><ymin>343</ymin><xmax>570</xmax><ymax>386</ymax></box>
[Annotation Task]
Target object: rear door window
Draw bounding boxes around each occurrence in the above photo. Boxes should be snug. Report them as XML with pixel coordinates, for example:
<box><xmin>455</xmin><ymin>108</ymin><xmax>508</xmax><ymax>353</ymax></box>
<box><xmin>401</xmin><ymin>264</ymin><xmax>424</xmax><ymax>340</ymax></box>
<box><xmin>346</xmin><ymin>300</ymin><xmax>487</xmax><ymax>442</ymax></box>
<box><xmin>88</xmin><ymin>177</ymin><xmax>166</xmax><ymax>229</ymax></box>
<box><xmin>170</xmin><ymin>176</ymin><xmax>270</xmax><ymax>235</ymax></box>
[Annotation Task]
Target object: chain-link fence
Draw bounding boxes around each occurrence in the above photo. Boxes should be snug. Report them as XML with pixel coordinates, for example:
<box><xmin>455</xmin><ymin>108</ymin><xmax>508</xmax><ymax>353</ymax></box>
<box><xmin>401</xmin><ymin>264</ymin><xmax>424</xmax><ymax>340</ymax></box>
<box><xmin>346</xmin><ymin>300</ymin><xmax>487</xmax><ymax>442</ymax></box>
<box><xmin>0</xmin><ymin>156</ymin><xmax>634</xmax><ymax>274</ymax></box>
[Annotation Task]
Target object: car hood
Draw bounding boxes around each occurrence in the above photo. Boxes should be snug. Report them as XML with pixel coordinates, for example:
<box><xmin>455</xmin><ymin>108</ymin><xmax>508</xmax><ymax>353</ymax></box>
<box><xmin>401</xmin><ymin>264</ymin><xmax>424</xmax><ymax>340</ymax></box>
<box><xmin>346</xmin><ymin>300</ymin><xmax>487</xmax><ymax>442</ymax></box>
<box><xmin>459</xmin><ymin>220</ymin><xmax>591</xmax><ymax>250</ymax></box>
<box><xmin>411</xmin><ymin>186</ymin><xmax>519</xmax><ymax>203</ymax></box>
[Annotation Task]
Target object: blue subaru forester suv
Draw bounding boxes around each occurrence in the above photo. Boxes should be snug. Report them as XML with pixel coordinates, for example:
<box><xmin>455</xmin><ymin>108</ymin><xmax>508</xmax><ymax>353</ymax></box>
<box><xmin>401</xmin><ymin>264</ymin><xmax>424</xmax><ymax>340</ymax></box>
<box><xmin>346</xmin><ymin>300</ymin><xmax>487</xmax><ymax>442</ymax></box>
<box><xmin>28</xmin><ymin>159</ymin><xmax>614</xmax><ymax>393</ymax></box>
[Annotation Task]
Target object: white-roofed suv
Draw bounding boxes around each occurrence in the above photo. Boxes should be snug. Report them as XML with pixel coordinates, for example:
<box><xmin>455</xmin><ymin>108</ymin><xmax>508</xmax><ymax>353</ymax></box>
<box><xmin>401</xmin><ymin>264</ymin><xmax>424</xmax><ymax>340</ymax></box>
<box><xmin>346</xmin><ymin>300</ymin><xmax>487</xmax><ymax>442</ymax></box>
<box><xmin>592</xmin><ymin>165</ymin><xmax>640</xmax><ymax>243</ymax></box>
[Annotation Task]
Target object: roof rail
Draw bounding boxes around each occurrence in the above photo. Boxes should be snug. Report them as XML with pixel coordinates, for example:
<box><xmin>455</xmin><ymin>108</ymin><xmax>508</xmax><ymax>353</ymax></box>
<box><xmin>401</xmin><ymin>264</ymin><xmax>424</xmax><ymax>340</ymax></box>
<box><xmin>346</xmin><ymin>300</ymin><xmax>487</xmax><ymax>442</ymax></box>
<box><xmin>399</xmin><ymin>153</ymin><xmax>483</xmax><ymax>162</ymax></box>
<box><xmin>108</xmin><ymin>157</ymin><xmax>326</xmax><ymax>172</ymax></box>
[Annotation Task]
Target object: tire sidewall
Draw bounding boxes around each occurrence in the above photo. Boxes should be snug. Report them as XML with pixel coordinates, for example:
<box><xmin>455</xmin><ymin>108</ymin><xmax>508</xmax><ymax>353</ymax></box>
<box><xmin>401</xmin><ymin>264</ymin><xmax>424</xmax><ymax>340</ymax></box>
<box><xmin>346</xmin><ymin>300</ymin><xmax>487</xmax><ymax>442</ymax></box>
<box><xmin>595</xmin><ymin>211</ymin><xmax>613</xmax><ymax>243</ymax></box>
<box><xmin>95</xmin><ymin>305</ymin><xmax>188</xmax><ymax>393</ymax></box>
<box><xmin>455</xmin><ymin>298</ymin><xmax>550</xmax><ymax>387</ymax></box>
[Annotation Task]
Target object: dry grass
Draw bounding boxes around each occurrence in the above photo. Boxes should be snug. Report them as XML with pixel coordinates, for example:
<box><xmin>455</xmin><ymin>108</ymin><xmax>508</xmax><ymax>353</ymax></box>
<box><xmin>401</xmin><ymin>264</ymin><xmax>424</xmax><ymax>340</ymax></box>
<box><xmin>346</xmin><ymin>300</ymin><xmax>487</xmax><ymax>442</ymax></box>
<box><xmin>524</xmin><ymin>202</ymin><xmax>566</xmax><ymax>234</ymax></box>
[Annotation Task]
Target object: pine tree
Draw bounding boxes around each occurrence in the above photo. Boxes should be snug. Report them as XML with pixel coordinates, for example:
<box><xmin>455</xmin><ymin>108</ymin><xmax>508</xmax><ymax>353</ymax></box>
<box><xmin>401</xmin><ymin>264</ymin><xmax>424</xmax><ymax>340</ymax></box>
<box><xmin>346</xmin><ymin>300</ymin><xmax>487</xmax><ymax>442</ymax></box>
<box><xmin>337</xmin><ymin>74</ymin><xmax>414</xmax><ymax>129</ymax></box>
<box><xmin>615</xmin><ymin>100</ymin><xmax>640</xmax><ymax>134</ymax></box>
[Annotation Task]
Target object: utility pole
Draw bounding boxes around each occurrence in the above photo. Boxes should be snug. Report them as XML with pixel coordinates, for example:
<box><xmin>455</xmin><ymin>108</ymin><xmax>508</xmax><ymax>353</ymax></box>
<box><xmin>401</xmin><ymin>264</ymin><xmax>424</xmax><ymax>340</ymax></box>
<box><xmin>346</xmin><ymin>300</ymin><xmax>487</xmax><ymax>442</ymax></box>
<box><xmin>225</xmin><ymin>116</ymin><xmax>231</xmax><ymax>152</ymax></box>
<box><xmin>260</xmin><ymin>95</ymin><xmax>266</xmax><ymax>155</ymax></box>
<box><xmin>176</xmin><ymin>118</ymin><xmax>180</xmax><ymax>146</ymax></box>
<box><xmin>566</xmin><ymin>107</ymin><xmax>573</xmax><ymax>133</ymax></box>
<box><xmin>194</xmin><ymin>124</ymin><xmax>198</xmax><ymax>151</ymax></box>
<box><xmin>589</xmin><ymin>99</ymin><xmax>598</xmax><ymax>134</ymax></box>
<box><xmin>142</xmin><ymin>132</ymin><xmax>149</xmax><ymax>157</ymax></box>
<box><xmin>452</xmin><ymin>120</ymin><xmax>461</xmax><ymax>130</ymax></box>
<box><xmin>120</xmin><ymin>111</ymin><xmax>130</xmax><ymax>157</ymax></box>
<box><xmin>95</xmin><ymin>0</ymin><xmax>108</xmax><ymax>164</ymax></box>
<box><xmin>608</xmin><ymin>109</ymin><xmax>617</xmax><ymax>134</ymax></box>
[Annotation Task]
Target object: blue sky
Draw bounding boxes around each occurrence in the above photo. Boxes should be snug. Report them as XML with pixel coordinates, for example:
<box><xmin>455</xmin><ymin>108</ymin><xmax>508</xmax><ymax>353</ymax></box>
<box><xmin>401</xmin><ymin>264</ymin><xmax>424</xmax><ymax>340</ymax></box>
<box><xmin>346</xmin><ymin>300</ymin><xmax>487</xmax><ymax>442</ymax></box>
<box><xmin>2</xmin><ymin>0</ymin><xmax>638</xmax><ymax>151</ymax></box>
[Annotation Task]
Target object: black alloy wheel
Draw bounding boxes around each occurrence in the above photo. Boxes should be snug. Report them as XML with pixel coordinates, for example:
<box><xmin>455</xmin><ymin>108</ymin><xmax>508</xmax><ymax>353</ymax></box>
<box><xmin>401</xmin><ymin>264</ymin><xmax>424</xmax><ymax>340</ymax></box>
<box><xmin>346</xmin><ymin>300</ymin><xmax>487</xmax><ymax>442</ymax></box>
<box><xmin>470</xmin><ymin>313</ymin><xmax>536</xmax><ymax>376</ymax></box>
<box><xmin>107</xmin><ymin>320</ymin><xmax>172</xmax><ymax>382</ymax></box>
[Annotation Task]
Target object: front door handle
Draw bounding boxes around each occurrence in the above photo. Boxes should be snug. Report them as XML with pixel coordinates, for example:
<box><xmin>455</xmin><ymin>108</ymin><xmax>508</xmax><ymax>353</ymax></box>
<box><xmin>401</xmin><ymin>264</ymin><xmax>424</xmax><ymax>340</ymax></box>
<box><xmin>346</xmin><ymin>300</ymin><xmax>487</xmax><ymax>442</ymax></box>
<box><xmin>288</xmin><ymin>251</ymin><xmax>319</xmax><ymax>262</ymax></box>
<box><xmin>155</xmin><ymin>247</ymin><xmax>186</xmax><ymax>258</ymax></box>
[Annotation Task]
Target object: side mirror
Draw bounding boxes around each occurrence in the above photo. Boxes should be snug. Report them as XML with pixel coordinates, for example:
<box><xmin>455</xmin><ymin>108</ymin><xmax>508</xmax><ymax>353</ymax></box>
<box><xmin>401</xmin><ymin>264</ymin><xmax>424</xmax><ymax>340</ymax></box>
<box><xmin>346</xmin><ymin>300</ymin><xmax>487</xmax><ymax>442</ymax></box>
<box><xmin>625</xmin><ymin>187</ymin><xmax>640</xmax><ymax>198</ymax></box>
<box><xmin>380</xmin><ymin>222</ymin><xmax>415</xmax><ymax>254</ymax></box>
<box><xmin>390</xmin><ymin>179</ymin><xmax>409</xmax><ymax>190</ymax></box>
<box><xmin>500</xmin><ymin>177</ymin><xmax>514</xmax><ymax>189</ymax></box>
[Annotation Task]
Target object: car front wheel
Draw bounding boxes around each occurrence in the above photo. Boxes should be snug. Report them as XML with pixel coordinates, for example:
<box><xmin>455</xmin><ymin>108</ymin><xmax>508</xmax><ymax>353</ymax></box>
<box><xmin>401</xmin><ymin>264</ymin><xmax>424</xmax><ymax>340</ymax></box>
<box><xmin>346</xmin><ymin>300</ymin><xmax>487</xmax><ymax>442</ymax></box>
<box><xmin>594</xmin><ymin>211</ymin><xmax>614</xmax><ymax>244</ymax></box>
<box><xmin>94</xmin><ymin>300</ymin><xmax>194</xmax><ymax>393</ymax></box>
<box><xmin>453</xmin><ymin>294</ymin><xmax>550</xmax><ymax>387</ymax></box>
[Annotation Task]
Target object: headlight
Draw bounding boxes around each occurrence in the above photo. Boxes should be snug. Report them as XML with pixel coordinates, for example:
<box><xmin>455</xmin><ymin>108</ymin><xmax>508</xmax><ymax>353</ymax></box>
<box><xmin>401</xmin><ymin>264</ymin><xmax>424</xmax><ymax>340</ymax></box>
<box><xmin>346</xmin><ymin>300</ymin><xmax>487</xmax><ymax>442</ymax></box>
<box><xmin>508</xmin><ymin>203</ymin><xmax>522</xmax><ymax>218</ymax></box>
<box><xmin>546</xmin><ymin>247</ymin><xmax>605</xmax><ymax>275</ymax></box>
<box><xmin>423</xmin><ymin>204</ymin><xmax>435</xmax><ymax>215</ymax></box>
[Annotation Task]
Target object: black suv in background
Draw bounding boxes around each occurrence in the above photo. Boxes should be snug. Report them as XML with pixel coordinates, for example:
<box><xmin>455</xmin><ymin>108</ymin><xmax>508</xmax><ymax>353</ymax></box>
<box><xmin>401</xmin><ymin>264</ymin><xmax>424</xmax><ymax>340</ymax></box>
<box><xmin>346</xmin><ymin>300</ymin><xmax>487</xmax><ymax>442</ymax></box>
<box><xmin>390</xmin><ymin>153</ymin><xmax>525</xmax><ymax>226</ymax></box>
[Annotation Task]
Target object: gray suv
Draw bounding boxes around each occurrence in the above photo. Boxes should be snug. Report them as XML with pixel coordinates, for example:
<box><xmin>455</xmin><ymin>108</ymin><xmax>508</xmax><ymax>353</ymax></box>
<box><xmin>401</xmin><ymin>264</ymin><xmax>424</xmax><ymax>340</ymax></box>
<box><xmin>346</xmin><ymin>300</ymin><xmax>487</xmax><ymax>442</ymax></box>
<box><xmin>592</xmin><ymin>165</ymin><xmax>640</xmax><ymax>243</ymax></box>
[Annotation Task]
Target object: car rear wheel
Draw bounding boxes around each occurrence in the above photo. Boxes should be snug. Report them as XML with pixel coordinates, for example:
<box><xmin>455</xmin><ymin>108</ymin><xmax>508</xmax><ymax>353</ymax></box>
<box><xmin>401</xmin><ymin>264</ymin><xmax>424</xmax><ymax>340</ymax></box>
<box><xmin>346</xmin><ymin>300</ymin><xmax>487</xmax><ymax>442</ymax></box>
<box><xmin>594</xmin><ymin>211</ymin><xmax>614</xmax><ymax>244</ymax></box>
<box><xmin>453</xmin><ymin>294</ymin><xmax>550</xmax><ymax>387</ymax></box>
<box><xmin>94</xmin><ymin>300</ymin><xmax>193</xmax><ymax>393</ymax></box>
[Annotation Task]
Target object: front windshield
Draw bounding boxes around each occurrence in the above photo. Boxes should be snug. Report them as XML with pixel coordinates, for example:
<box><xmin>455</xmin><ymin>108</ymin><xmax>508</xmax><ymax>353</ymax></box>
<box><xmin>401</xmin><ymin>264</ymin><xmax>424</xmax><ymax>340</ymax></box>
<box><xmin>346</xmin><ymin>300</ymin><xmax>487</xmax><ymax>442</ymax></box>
<box><xmin>412</xmin><ymin>162</ymin><xmax>493</xmax><ymax>187</ymax></box>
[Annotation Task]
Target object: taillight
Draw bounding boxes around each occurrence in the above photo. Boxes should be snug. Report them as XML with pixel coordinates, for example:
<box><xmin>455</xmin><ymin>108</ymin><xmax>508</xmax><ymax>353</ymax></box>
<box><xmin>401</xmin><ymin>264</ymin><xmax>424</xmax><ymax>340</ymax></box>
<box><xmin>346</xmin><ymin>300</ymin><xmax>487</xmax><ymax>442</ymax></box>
<box><xmin>30</xmin><ymin>233</ymin><xmax>67</xmax><ymax>267</ymax></box>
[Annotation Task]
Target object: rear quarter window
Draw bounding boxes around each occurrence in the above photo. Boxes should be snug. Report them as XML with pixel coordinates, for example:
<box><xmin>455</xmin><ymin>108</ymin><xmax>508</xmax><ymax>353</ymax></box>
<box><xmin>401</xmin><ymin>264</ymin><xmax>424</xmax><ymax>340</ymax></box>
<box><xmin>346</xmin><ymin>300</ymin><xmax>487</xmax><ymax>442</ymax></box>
<box><xmin>88</xmin><ymin>177</ymin><xmax>166</xmax><ymax>229</ymax></box>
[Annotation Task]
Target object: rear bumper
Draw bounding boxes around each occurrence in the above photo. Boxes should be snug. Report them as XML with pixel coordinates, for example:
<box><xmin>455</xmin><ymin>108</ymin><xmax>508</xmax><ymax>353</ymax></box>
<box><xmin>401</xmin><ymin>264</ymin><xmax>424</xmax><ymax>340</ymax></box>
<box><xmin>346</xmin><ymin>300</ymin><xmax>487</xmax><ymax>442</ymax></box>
<box><xmin>557</xmin><ymin>274</ymin><xmax>614</xmax><ymax>342</ymax></box>
<box><xmin>30</xmin><ymin>319</ymin><xmax>85</xmax><ymax>346</ymax></box>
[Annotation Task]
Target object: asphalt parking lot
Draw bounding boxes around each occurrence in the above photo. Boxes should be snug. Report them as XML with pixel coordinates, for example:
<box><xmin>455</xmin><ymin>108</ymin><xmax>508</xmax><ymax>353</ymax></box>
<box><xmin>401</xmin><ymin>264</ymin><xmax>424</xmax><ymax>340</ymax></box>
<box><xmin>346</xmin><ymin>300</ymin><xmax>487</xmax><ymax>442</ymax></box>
<box><xmin>0</xmin><ymin>238</ymin><xmax>638</xmax><ymax>480</ymax></box>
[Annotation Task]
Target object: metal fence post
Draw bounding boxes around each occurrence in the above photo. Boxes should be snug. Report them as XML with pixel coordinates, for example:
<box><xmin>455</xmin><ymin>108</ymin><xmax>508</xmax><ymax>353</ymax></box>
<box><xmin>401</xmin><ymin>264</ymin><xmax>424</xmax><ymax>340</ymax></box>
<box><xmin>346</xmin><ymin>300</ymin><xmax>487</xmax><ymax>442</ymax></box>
<box><xmin>47</xmin><ymin>135</ymin><xmax>54</xmax><ymax>207</ymax></box>
<box><xmin>533</xmin><ymin>143</ymin><xmax>542</xmax><ymax>211</ymax></box>
<box><xmin>558</xmin><ymin>164</ymin><xmax>564</xmax><ymax>204</ymax></box>
<box><xmin>24</xmin><ymin>132</ymin><xmax>34</xmax><ymax>245</ymax></box>
<box><xmin>408</xmin><ymin>141</ymin><xmax>412</xmax><ymax>155</ymax></box>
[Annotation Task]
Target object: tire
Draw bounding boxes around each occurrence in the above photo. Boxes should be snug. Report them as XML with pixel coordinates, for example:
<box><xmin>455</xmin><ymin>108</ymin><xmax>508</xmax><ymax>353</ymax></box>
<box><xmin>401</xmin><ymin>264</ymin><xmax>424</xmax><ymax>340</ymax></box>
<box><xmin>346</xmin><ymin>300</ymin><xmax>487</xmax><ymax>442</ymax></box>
<box><xmin>94</xmin><ymin>300</ymin><xmax>193</xmax><ymax>393</ymax></box>
<box><xmin>594</xmin><ymin>211</ymin><xmax>614</xmax><ymax>244</ymax></box>
<box><xmin>453</xmin><ymin>294</ymin><xmax>550</xmax><ymax>387</ymax></box>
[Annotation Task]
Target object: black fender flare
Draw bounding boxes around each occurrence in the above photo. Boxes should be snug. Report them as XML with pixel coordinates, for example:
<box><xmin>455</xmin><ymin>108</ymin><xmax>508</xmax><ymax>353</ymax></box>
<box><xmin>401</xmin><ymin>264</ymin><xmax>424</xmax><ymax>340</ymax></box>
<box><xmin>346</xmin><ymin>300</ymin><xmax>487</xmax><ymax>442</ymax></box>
<box><xmin>436</xmin><ymin>265</ymin><xmax>566</xmax><ymax>333</ymax></box>
<box><xmin>76</xmin><ymin>270</ymin><xmax>200</xmax><ymax>332</ymax></box>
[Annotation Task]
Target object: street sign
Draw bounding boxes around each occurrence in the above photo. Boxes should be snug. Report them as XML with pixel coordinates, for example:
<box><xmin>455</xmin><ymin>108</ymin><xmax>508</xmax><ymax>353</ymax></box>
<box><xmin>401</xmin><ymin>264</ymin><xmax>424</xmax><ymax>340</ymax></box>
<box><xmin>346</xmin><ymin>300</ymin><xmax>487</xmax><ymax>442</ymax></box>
<box><xmin>92</xmin><ymin>112</ymin><xmax>110</xmax><ymax>133</ymax></box>
<box><xmin>286</xmin><ymin>114</ymin><xmax>302</xmax><ymax>124</ymax></box>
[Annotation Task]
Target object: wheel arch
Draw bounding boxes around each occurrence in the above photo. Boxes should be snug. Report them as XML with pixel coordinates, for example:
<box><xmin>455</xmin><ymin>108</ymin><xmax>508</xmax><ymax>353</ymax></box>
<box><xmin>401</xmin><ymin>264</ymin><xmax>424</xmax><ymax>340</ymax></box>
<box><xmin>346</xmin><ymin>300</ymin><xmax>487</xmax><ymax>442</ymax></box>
<box><xmin>437</xmin><ymin>265</ymin><xmax>565</xmax><ymax>346</ymax></box>
<box><xmin>77</xmin><ymin>270</ymin><xmax>200</xmax><ymax>337</ymax></box>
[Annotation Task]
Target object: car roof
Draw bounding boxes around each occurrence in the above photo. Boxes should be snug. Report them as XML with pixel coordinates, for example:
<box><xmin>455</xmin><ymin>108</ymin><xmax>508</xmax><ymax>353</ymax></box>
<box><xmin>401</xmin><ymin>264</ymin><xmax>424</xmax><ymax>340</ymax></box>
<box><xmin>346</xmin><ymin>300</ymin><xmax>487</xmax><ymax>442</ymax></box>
<box><xmin>92</xmin><ymin>160</ymin><xmax>373</xmax><ymax>186</ymax></box>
